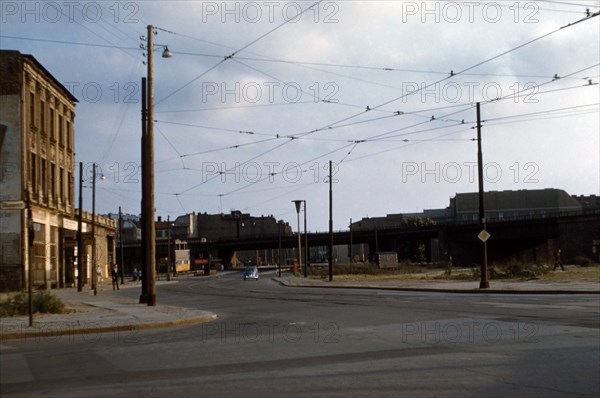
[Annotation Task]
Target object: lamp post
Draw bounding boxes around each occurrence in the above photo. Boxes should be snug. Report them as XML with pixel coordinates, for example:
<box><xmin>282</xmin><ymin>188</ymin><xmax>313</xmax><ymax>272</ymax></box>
<box><xmin>278</xmin><ymin>221</ymin><xmax>283</xmax><ymax>277</ymax></box>
<box><xmin>119</xmin><ymin>206</ymin><xmax>124</xmax><ymax>285</ymax></box>
<box><xmin>292</xmin><ymin>200</ymin><xmax>303</xmax><ymax>274</ymax></box>
<box><xmin>349</xmin><ymin>218</ymin><xmax>353</xmax><ymax>263</ymax></box>
<box><xmin>142</xmin><ymin>25</ymin><xmax>172</xmax><ymax>306</ymax></box>
<box><xmin>167</xmin><ymin>215</ymin><xmax>171</xmax><ymax>281</ymax></box>
<box><xmin>303</xmin><ymin>201</ymin><xmax>308</xmax><ymax>278</ymax></box>
<box><xmin>92</xmin><ymin>163</ymin><xmax>97</xmax><ymax>296</ymax></box>
<box><xmin>77</xmin><ymin>162</ymin><xmax>83</xmax><ymax>291</ymax></box>
<box><xmin>26</xmin><ymin>190</ymin><xmax>33</xmax><ymax>327</ymax></box>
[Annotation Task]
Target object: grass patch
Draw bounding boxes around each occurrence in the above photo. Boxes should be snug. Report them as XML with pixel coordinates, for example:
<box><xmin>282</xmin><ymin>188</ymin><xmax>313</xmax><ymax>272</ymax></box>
<box><xmin>538</xmin><ymin>263</ymin><xmax>600</xmax><ymax>282</ymax></box>
<box><xmin>304</xmin><ymin>261</ymin><xmax>600</xmax><ymax>283</ymax></box>
<box><xmin>0</xmin><ymin>291</ymin><xmax>67</xmax><ymax>317</ymax></box>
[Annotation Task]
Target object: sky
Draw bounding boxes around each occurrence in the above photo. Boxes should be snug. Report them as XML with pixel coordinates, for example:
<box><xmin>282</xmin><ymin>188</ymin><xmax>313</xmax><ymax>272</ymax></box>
<box><xmin>1</xmin><ymin>0</ymin><xmax>599</xmax><ymax>231</ymax></box>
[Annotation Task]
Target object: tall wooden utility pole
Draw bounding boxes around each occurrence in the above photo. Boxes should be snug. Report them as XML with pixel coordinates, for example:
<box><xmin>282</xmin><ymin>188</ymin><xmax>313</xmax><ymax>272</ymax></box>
<box><xmin>77</xmin><ymin>162</ymin><xmax>83</xmax><ymax>291</ymax></box>
<box><xmin>477</xmin><ymin>102</ymin><xmax>489</xmax><ymax>289</ymax></box>
<box><xmin>145</xmin><ymin>24</ymin><xmax>157</xmax><ymax>306</ymax></box>
<box><xmin>328</xmin><ymin>161</ymin><xmax>333</xmax><ymax>282</ymax></box>
<box><xmin>140</xmin><ymin>76</ymin><xmax>148</xmax><ymax>303</ymax></box>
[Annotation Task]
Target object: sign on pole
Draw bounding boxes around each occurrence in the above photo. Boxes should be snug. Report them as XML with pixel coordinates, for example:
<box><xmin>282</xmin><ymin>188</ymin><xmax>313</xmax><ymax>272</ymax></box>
<box><xmin>478</xmin><ymin>230</ymin><xmax>491</xmax><ymax>242</ymax></box>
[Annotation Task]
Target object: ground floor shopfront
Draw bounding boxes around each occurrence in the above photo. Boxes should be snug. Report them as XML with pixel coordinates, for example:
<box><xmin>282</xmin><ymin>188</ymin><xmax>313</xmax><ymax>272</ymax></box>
<box><xmin>0</xmin><ymin>206</ymin><xmax>116</xmax><ymax>292</ymax></box>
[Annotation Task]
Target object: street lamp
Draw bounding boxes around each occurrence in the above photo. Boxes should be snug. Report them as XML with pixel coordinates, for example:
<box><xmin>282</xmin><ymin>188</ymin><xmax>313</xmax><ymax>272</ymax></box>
<box><xmin>167</xmin><ymin>215</ymin><xmax>172</xmax><ymax>281</ymax></box>
<box><xmin>304</xmin><ymin>201</ymin><xmax>308</xmax><ymax>278</ymax></box>
<box><xmin>91</xmin><ymin>163</ymin><xmax>105</xmax><ymax>296</ymax></box>
<box><xmin>278</xmin><ymin>220</ymin><xmax>283</xmax><ymax>277</ymax></box>
<box><xmin>292</xmin><ymin>200</ymin><xmax>303</xmax><ymax>275</ymax></box>
<box><xmin>141</xmin><ymin>25</ymin><xmax>172</xmax><ymax>306</ymax></box>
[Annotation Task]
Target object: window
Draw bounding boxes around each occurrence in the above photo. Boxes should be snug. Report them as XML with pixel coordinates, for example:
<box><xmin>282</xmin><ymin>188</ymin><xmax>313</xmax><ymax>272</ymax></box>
<box><xmin>50</xmin><ymin>163</ymin><xmax>56</xmax><ymax>201</ymax></box>
<box><xmin>40</xmin><ymin>100</ymin><xmax>45</xmax><ymax>134</ymax></box>
<box><xmin>58</xmin><ymin>114</ymin><xmax>64</xmax><ymax>146</ymax></box>
<box><xmin>49</xmin><ymin>108</ymin><xmax>55</xmax><ymax>140</ymax></box>
<box><xmin>67</xmin><ymin>171</ymin><xmax>72</xmax><ymax>204</ymax></box>
<box><xmin>29</xmin><ymin>92</ymin><xmax>35</xmax><ymax>127</ymax></box>
<box><xmin>41</xmin><ymin>158</ymin><xmax>47</xmax><ymax>199</ymax></box>
<box><xmin>59</xmin><ymin>167</ymin><xmax>64</xmax><ymax>202</ymax></box>
<box><xmin>66</xmin><ymin>119</ymin><xmax>72</xmax><ymax>150</ymax></box>
<box><xmin>30</xmin><ymin>153</ymin><xmax>37</xmax><ymax>194</ymax></box>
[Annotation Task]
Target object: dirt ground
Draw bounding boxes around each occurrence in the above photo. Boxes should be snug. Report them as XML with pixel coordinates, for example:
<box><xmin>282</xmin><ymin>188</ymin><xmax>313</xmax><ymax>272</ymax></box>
<box><xmin>314</xmin><ymin>264</ymin><xmax>600</xmax><ymax>283</ymax></box>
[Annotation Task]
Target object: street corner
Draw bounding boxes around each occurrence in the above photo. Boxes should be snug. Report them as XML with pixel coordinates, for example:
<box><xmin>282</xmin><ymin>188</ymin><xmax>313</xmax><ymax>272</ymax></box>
<box><xmin>0</xmin><ymin>301</ymin><xmax>218</xmax><ymax>341</ymax></box>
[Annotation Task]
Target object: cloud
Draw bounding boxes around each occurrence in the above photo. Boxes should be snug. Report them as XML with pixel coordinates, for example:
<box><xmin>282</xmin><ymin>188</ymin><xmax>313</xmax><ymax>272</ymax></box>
<box><xmin>1</xmin><ymin>1</ymin><xmax>598</xmax><ymax>228</ymax></box>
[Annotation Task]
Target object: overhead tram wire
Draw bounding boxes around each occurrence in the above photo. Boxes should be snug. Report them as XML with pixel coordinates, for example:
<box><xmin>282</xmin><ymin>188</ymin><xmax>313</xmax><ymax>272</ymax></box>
<box><xmin>155</xmin><ymin>65</ymin><xmax>598</xmax><ymax>177</ymax></box>
<box><xmin>43</xmin><ymin>3</ymin><xmax>141</xmax><ymax>62</ymax></box>
<box><xmin>474</xmin><ymin>63</ymin><xmax>600</xmax><ymax>111</ymax></box>
<box><xmin>0</xmin><ymin>36</ymin><xmax>139</xmax><ymax>51</ymax></box>
<box><xmin>332</xmin><ymin>81</ymin><xmax>600</xmax><ymax>163</ymax></box>
<box><xmin>231</xmin><ymin>58</ymin><xmax>391</xmax><ymax>114</ymax></box>
<box><xmin>155</xmin><ymin>120</ymin><xmax>277</xmax><ymax>138</ymax></box>
<box><xmin>175</xmin><ymin>137</ymin><xmax>295</xmax><ymax>196</ymax></box>
<box><xmin>154</xmin><ymin>0</ymin><xmax>324</xmax><ymax>107</ymax></box>
<box><xmin>481</xmin><ymin>109</ymin><xmax>600</xmax><ymax>127</ymax></box>
<box><xmin>155</xmin><ymin>101</ymin><xmax>319</xmax><ymax>114</ymax></box>
<box><xmin>154</xmin><ymin>136</ymin><xmax>280</xmax><ymax>167</ymax></box>
<box><xmin>178</xmin><ymin>139</ymin><xmax>356</xmax><ymax>205</ymax></box>
<box><xmin>154</xmin><ymin>125</ymin><xmax>183</xmax><ymax>164</ymax></box>
<box><xmin>347</xmin><ymin>63</ymin><xmax>599</xmax><ymax>149</ymax></box>
<box><xmin>349</xmin><ymin>102</ymin><xmax>600</xmax><ymax>164</ymax></box>
<box><xmin>172</xmin><ymin>51</ymin><xmax>591</xmax><ymax>82</ymax></box>
<box><xmin>220</xmin><ymin>141</ymin><xmax>357</xmax><ymax>198</ymax></box>
<box><xmin>483</xmin><ymin>103</ymin><xmax>600</xmax><ymax>124</ymax></box>
<box><xmin>157</xmin><ymin>11</ymin><xmax>599</xmax><ymax>202</ymax></box>
<box><xmin>286</xmin><ymin>10</ymin><xmax>600</xmax><ymax>142</ymax></box>
<box><xmin>345</xmin><ymin>128</ymin><xmax>475</xmax><ymax>164</ymax></box>
<box><xmin>537</xmin><ymin>0</ymin><xmax>600</xmax><ymax>10</ymax></box>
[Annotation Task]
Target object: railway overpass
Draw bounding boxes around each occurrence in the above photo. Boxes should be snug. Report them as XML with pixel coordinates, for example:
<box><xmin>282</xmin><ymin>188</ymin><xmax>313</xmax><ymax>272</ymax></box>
<box><xmin>178</xmin><ymin>210</ymin><xmax>599</xmax><ymax>268</ymax></box>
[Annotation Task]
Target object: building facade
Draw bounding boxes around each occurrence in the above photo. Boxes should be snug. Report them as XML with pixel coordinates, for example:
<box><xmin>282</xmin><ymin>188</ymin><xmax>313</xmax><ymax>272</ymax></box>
<box><xmin>0</xmin><ymin>50</ymin><xmax>116</xmax><ymax>291</ymax></box>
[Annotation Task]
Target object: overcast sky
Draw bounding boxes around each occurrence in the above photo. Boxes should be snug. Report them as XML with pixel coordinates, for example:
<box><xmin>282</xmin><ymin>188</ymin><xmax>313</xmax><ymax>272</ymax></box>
<box><xmin>2</xmin><ymin>0</ymin><xmax>599</xmax><ymax>230</ymax></box>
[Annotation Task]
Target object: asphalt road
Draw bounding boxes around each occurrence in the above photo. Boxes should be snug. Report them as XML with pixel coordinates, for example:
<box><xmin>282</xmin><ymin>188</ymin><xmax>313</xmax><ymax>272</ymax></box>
<box><xmin>2</xmin><ymin>270</ymin><xmax>599</xmax><ymax>398</ymax></box>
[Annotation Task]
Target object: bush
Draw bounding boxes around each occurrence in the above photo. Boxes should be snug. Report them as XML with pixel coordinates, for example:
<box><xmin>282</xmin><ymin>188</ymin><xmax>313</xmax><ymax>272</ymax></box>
<box><xmin>33</xmin><ymin>290</ymin><xmax>66</xmax><ymax>313</ymax></box>
<box><xmin>0</xmin><ymin>290</ymin><xmax>66</xmax><ymax>317</ymax></box>
<box><xmin>487</xmin><ymin>260</ymin><xmax>549</xmax><ymax>280</ymax></box>
<box><xmin>308</xmin><ymin>263</ymin><xmax>388</xmax><ymax>278</ymax></box>
<box><xmin>571</xmin><ymin>256</ymin><xmax>593</xmax><ymax>267</ymax></box>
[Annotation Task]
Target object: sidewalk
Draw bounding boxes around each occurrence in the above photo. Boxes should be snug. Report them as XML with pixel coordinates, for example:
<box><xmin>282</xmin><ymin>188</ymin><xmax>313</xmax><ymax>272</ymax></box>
<box><xmin>273</xmin><ymin>275</ymin><xmax>600</xmax><ymax>294</ymax></box>
<box><xmin>0</xmin><ymin>281</ymin><xmax>217</xmax><ymax>341</ymax></box>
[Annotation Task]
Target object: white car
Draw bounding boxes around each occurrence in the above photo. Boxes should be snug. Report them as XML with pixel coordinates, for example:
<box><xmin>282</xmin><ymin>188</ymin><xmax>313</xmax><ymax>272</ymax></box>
<box><xmin>243</xmin><ymin>266</ymin><xmax>259</xmax><ymax>280</ymax></box>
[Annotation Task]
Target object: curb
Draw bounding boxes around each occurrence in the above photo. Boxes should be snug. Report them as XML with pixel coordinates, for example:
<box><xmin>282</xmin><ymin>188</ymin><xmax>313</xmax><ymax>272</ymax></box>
<box><xmin>272</xmin><ymin>278</ymin><xmax>600</xmax><ymax>295</ymax></box>
<box><xmin>0</xmin><ymin>313</ymin><xmax>218</xmax><ymax>341</ymax></box>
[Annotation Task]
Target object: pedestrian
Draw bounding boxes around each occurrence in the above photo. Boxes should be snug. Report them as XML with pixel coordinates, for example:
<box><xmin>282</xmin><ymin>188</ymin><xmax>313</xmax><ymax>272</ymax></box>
<box><xmin>553</xmin><ymin>248</ymin><xmax>565</xmax><ymax>271</ymax></box>
<box><xmin>132</xmin><ymin>268</ymin><xmax>139</xmax><ymax>281</ymax></box>
<box><xmin>111</xmin><ymin>264</ymin><xmax>120</xmax><ymax>290</ymax></box>
<box><xmin>96</xmin><ymin>265</ymin><xmax>103</xmax><ymax>283</ymax></box>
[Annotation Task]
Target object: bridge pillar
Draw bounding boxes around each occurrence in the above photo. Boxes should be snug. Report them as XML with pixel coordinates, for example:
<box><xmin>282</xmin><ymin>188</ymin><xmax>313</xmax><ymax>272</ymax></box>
<box><xmin>217</xmin><ymin>249</ymin><xmax>236</xmax><ymax>269</ymax></box>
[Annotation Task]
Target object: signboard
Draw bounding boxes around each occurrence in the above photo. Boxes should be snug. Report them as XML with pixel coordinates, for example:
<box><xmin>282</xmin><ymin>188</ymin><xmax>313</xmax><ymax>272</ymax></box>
<box><xmin>62</xmin><ymin>218</ymin><xmax>79</xmax><ymax>231</ymax></box>
<box><xmin>478</xmin><ymin>230</ymin><xmax>491</xmax><ymax>242</ymax></box>
<box><xmin>0</xmin><ymin>200</ymin><xmax>25</xmax><ymax>210</ymax></box>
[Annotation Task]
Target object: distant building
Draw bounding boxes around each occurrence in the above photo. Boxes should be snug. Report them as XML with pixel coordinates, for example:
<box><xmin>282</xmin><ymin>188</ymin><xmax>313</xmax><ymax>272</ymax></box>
<box><xmin>0</xmin><ymin>50</ymin><xmax>116</xmax><ymax>291</ymax></box>
<box><xmin>450</xmin><ymin>188</ymin><xmax>582</xmax><ymax>222</ymax></box>
<box><xmin>119</xmin><ymin>211</ymin><xmax>292</xmax><ymax>270</ymax></box>
<box><xmin>352</xmin><ymin>188</ymin><xmax>585</xmax><ymax>229</ymax></box>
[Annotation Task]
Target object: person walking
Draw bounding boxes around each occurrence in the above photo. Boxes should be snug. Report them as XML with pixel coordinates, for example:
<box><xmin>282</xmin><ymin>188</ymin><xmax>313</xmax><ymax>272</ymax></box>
<box><xmin>553</xmin><ymin>248</ymin><xmax>565</xmax><ymax>271</ymax></box>
<box><xmin>111</xmin><ymin>264</ymin><xmax>120</xmax><ymax>290</ymax></box>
